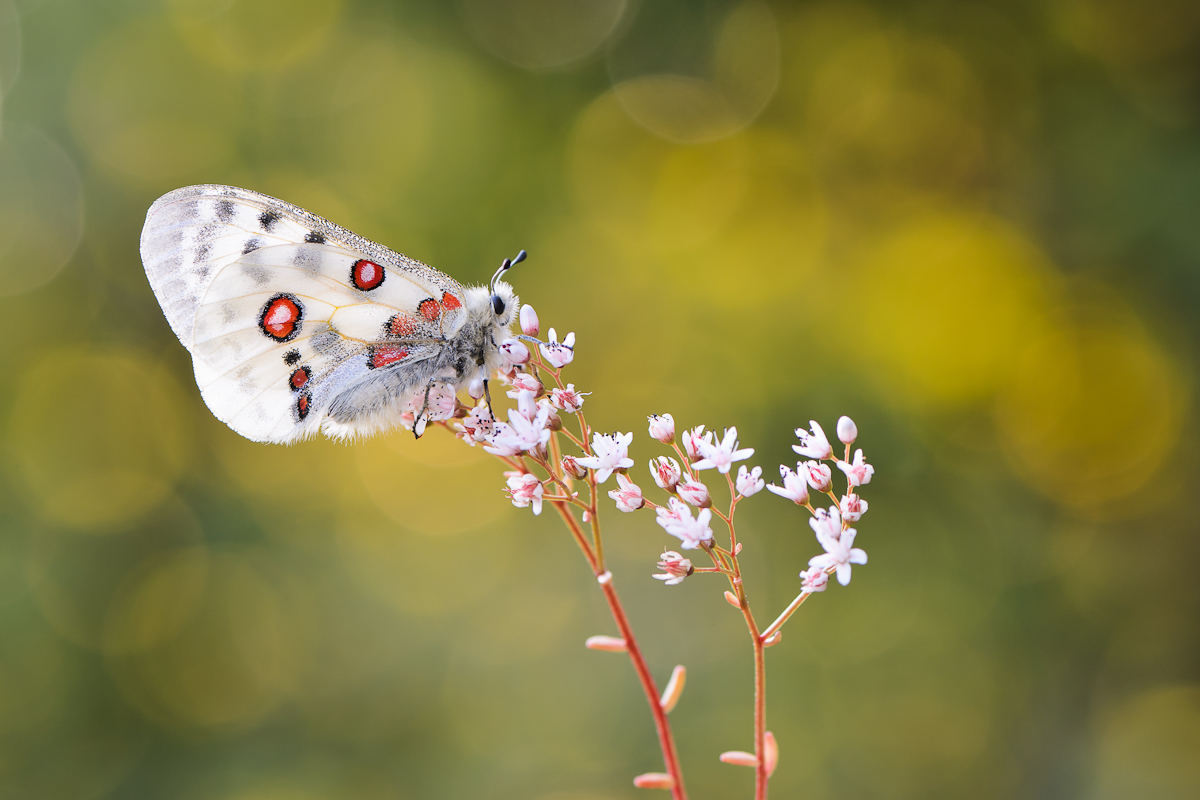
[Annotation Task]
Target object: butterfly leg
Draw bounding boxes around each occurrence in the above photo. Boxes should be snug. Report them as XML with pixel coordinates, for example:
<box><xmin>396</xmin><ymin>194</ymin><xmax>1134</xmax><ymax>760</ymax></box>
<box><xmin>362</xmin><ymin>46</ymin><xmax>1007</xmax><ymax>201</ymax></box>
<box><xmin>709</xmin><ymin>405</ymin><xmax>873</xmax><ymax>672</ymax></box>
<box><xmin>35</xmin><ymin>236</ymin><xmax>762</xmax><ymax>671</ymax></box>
<box><xmin>412</xmin><ymin>376</ymin><xmax>461</xmax><ymax>440</ymax></box>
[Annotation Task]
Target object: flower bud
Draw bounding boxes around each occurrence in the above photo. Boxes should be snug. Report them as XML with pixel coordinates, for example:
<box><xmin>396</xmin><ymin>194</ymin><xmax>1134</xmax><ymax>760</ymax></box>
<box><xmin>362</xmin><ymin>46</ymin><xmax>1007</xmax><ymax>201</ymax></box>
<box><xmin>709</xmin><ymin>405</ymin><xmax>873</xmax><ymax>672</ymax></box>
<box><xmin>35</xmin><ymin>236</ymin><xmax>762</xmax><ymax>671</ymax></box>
<box><xmin>633</xmin><ymin>773</ymin><xmax>675</xmax><ymax>790</ymax></box>
<box><xmin>647</xmin><ymin>413</ymin><xmax>675</xmax><ymax>444</ymax></box>
<box><xmin>659</xmin><ymin>665</ymin><xmax>687</xmax><ymax>713</ymax></box>
<box><xmin>803</xmin><ymin>461</ymin><xmax>832</xmax><ymax>493</ymax></box>
<box><xmin>681</xmin><ymin>425</ymin><xmax>710</xmax><ymax>462</ymax></box>
<box><xmin>724</xmin><ymin>591</ymin><xmax>740</xmax><ymax>608</ymax></box>
<box><xmin>562</xmin><ymin>455</ymin><xmax>587</xmax><ymax>479</ymax></box>
<box><xmin>837</xmin><ymin>415</ymin><xmax>857</xmax><ymax>445</ymax></box>
<box><xmin>585</xmin><ymin>635</ymin><xmax>627</xmax><ymax>652</ymax></box>
<box><xmin>468</xmin><ymin>378</ymin><xmax>485</xmax><ymax>399</ymax></box>
<box><xmin>676</xmin><ymin>475</ymin><xmax>711</xmax><ymax>508</ymax></box>
<box><xmin>550</xmin><ymin>384</ymin><xmax>589</xmax><ymax>412</ymax></box>
<box><xmin>649</xmin><ymin>456</ymin><xmax>682</xmax><ymax>491</ymax></box>
<box><xmin>763</xmin><ymin>631</ymin><xmax>783</xmax><ymax>648</ymax></box>
<box><xmin>719</xmin><ymin>751</ymin><xmax>759</xmax><ymax>767</ymax></box>
<box><xmin>841</xmin><ymin>493</ymin><xmax>868</xmax><ymax>523</ymax></box>
<box><xmin>519</xmin><ymin>303</ymin><xmax>539</xmax><ymax>336</ymax></box>
<box><xmin>608</xmin><ymin>474</ymin><xmax>645</xmax><ymax>512</ymax></box>
<box><xmin>764</xmin><ymin>731</ymin><xmax>779</xmax><ymax>777</ymax></box>
<box><xmin>499</xmin><ymin>338</ymin><xmax>530</xmax><ymax>365</ymax></box>
<box><xmin>654</xmin><ymin>551</ymin><xmax>693</xmax><ymax>585</ymax></box>
<box><xmin>509</xmin><ymin>372</ymin><xmax>542</xmax><ymax>395</ymax></box>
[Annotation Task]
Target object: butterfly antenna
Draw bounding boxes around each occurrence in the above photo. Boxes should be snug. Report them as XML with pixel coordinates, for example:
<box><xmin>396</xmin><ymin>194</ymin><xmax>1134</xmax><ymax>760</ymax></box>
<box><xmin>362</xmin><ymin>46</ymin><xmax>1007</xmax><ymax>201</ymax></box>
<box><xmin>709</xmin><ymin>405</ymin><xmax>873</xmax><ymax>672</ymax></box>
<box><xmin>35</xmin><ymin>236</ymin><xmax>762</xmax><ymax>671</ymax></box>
<box><xmin>489</xmin><ymin>249</ymin><xmax>527</xmax><ymax>293</ymax></box>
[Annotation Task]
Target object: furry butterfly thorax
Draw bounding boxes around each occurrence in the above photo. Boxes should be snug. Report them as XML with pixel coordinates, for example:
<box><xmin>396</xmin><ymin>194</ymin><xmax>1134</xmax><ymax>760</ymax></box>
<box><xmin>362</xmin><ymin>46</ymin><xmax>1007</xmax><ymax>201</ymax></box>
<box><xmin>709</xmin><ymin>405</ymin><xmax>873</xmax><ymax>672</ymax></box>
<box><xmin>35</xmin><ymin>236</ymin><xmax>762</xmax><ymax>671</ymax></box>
<box><xmin>140</xmin><ymin>185</ymin><xmax>520</xmax><ymax>444</ymax></box>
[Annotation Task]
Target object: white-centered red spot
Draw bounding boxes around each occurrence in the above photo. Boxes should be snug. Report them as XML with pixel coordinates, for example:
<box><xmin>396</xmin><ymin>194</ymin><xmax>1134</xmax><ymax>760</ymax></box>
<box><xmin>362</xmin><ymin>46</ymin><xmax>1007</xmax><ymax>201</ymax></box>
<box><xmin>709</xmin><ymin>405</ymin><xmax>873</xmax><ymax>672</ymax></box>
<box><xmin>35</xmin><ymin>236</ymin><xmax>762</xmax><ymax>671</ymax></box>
<box><xmin>259</xmin><ymin>294</ymin><xmax>302</xmax><ymax>341</ymax></box>
<box><xmin>296</xmin><ymin>393</ymin><xmax>311</xmax><ymax>420</ymax></box>
<box><xmin>289</xmin><ymin>367</ymin><xmax>310</xmax><ymax>390</ymax></box>
<box><xmin>418</xmin><ymin>298</ymin><xmax>441</xmax><ymax>321</ymax></box>
<box><xmin>370</xmin><ymin>345</ymin><xmax>408</xmax><ymax>369</ymax></box>
<box><xmin>441</xmin><ymin>291</ymin><xmax>462</xmax><ymax>311</ymax></box>
<box><xmin>351</xmin><ymin>259</ymin><xmax>384</xmax><ymax>291</ymax></box>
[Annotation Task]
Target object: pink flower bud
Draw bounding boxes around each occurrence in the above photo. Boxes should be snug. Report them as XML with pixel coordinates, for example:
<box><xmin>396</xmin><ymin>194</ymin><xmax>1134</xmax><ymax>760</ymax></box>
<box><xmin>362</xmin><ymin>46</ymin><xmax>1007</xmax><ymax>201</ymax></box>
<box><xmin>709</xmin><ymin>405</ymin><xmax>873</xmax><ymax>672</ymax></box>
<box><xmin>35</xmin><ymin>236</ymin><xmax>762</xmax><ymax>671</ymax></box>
<box><xmin>585</xmin><ymin>635</ymin><xmax>627</xmax><ymax>652</ymax></box>
<box><xmin>719</xmin><ymin>751</ymin><xmax>759</xmax><ymax>767</ymax></box>
<box><xmin>519</xmin><ymin>303</ymin><xmax>539</xmax><ymax>336</ymax></box>
<box><xmin>633</xmin><ymin>773</ymin><xmax>675</xmax><ymax>790</ymax></box>
<box><xmin>468</xmin><ymin>378</ymin><xmax>485</xmax><ymax>399</ymax></box>
<box><xmin>841</xmin><ymin>493</ymin><xmax>868</xmax><ymax>522</ymax></box>
<box><xmin>763</xmin><ymin>631</ymin><xmax>783</xmax><ymax>648</ymax></box>
<box><xmin>659</xmin><ymin>665</ymin><xmax>687</xmax><ymax>713</ymax></box>
<box><xmin>803</xmin><ymin>461</ymin><xmax>832</xmax><ymax>493</ymax></box>
<box><xmin>508</xmin><ymin>372</ymin><xmax>542</xmax><ymax>395</ymax></box>
<box><xmin>499</xmin><ymin>338</ymin><xmax>530</xmax><ymax>364</ymax></box>
<box><xmin>764</xmin><ymin>731</ymin><xmax>779</xmax><ymax>777</ymax></box>
<box><xmin>654</xmin><ymin>551</ymin><xmax>693</xmax><ymax>585</ymax></box>
<box><xmin>724</xmin><ymin>591</ymin><xmax>740</xmax><ymax>608</ymax></box>
<box><xmin>608</xmin><ymin>474</ymin><xmax>645</xmax><ymax>512</ymax></box>
<box><xmin>681</xmin><ymin>425</ymin><xmax>711</xmax><ymax>462</ymax></box>
<box><xmin>647</xmin><ymin>413</ymin><xmax>675</xmax><ymax>444</ymax></box>
<box><xmin>676</xmin><ymin>475</ymin><xmax>711</xmax><ymax>508</ymax></box>
<box><xmin>837</xmin><ymin>415</ymin><xmax>857</xmax><ymax>445</ymax></box>
<box><xmin>550</xmin><ymin>384</ymin><xmax>589</xmax><ymax>412</ymax></box>
<box><xmin>562</xmin><ymin>455</ymin><xmax>588</xmax><ymax>479</ymax></box>
<box><xmin>800</xmin><ymin>566</ymin><xmax>829</xmax><ymax>593</ymax></box>
<box><xmin>649</xmin><ymin>456</ymin><xmax>682</xmax><ymax>491</ymax></box>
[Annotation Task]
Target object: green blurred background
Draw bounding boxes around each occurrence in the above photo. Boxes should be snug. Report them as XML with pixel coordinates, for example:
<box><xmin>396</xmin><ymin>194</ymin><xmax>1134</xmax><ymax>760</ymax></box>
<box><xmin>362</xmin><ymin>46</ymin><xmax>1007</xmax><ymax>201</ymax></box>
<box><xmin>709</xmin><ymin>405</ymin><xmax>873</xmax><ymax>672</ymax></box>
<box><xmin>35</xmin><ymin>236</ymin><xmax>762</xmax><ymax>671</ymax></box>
<box><xmin>2</xmin><ymin>0</ymin><xmax>1199</xmax><ymax>798</ymax></box>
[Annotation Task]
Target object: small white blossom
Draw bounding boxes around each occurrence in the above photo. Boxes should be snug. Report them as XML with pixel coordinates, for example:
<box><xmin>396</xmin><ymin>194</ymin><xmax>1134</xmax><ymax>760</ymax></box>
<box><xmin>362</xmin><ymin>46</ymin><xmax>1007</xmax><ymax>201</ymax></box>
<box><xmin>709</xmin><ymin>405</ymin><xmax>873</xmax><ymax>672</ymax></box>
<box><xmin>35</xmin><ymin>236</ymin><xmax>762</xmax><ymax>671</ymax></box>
<box><xmin>809</xmin><ymin>506</ymin><xmax>842</xmax><ymax>542</ymax></box>
<box><xmin>550</xmin><ymin>384</ymin><xmax>589</xmax><ymax>413</ymax></box>
<box><xmin>519</xmin><ymin>304</ymin><xmax>539</xmax><ymax>336</ymax></box>
<box><xmin>508</xmin><ymin>388</ymin><xmax>537</xmax><ymax>419</ymax></box>
<box><xmin>561</xmin><ymin>454</ymin><xmax>587</xmax><ymax>479</ymax></box>
<box><xmin>508</xmin><ymin>373</ymin><xmax>542</xmax><ymax>395</ymax></box>
<box><xmin>793</xmin><ymin>420</ymin><xmax>832</xmax><ymax>460</ymax></box>
<box><xmin>649</xmin><ymin>456</ymin><xmax>682</xmax><ymax>491</ymax></box>
<box><xmin>808</xmin><ymin>526</ymin><xmax>867</xmax><ymax>586</ymax></box>
<box><xmin>506</xmin><ymin>473</ymin><xmax>544</xmax><ymax>515</ymax></box>
<box><xmin>836</xmin><ymin>415</ymin><xmax>857</xmax><ymax>445</ymax></box>
<box><xmin>499</xmin><ymin>338</ymin><xmax>531</xmax><ymax>365</ymax></box>
<box><xmin>574</xmin><ymin>431</ymin><xmax>634</xmax><ymax>483</ymax></box>
<box><xmin>487</xmin><ymin>405</ymin><xmax>552</xmax><ymax>455</ymax></box>
<box><xmin>766</xmin><ymin>464</ymin><xmax>809</xmax><ymax>504</ymax></box>
<box><xmin>841</xmin><ymin>493</ymin><xmax>868</xmax><ymax>523</ymax></box>
<box><xmin>735</xmin><ymin>465</ymin><xmax>764</xmax><ymax>497</ymax></box>
<box><xmin>655</xmin><ymin>496</ymin><xmax>690</xmax><ymax>529</ymax></box>
<box><xmin>803</xmin><ymin>461</ymin><xmax>832</xmax><ymax>493</ymax></box>
<box><xmin>455</xmin><ymin>404</ymin><xmax>494</xmax><ymax>445</ymax></box>
<box><xmin>539</xmin><ymin>327</ymin><xmax>575</xmax><ymax>368</ymax></box>
<box><xmin>676</xmin><ymin>475</ymin><xmax>711</xmax><ymax>508</ymax></box>
<box><xmin>661</xmin><ymin>505</ymin><xmax>714</xmax><ymax>550</ymax></box>
<box><xmin>468</xmin><ymin>378</ymin><xmax>486</xmax><ymax>399</ymax></box>
<box><xmin>653</xmin><ymin>551</ymin><xmax>693</xmax><ymax>585</ymax></box>
<box><xmin>693</xmin><ymin>426</ymin><xmax>755</xmax><ymax>474</ymax></box>
<box><xmin>648</xmin><ymin>414</ymin><xmax>675</xmax><ymax>444</ymax></box>
<box><xmin>608</xmin><ymin>474</ymin><xmax>645</xmax><ymax>512</ymax></box>
<box><xmin>837</xmin><ymin>449</ymin><xmax>874</xmax><ymax>487</ymax></box>
<box><xmin>482</xmin><ymin>422</ymin><xmax>521</xmax><ymax>457</ymax></box>
<box><xmin>681</xmin><ymin>425</ymin><xmax>711</xmax><ymax>462</ymax></box>
<box><xmin>799</xmin><ymin>566</ymin><xmax>829</xmax><ymax>593</ymax></box>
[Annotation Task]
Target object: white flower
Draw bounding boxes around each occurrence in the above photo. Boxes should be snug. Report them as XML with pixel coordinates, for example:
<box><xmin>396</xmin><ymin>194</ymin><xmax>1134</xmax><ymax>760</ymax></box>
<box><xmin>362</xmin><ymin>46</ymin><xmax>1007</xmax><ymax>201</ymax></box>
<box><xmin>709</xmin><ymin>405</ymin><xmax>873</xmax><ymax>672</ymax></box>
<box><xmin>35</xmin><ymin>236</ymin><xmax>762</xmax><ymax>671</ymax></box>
<box><xmin>735</xmin><ymin>465</ymin><xmax>764</xmax><ymax>497</ymax></box>
<box><xmin>655</xmin><ymin>497</ymin><xmax>690</xmax><ymax>529</ymax></box>
<box><xmin>793</xmin><ymin>420</ymin><xmax>832</xmax><ymax>460</ymax></box>
<box><xmin>520</xmin><ymin>303</ymin><xmax>539</xmax><ymax>336</ymax></box>
<box><xmin>766</xmin><ymin>464</ymin><xmax>809</xmax><ymax>504</ymax></box>
<box><xmin>455</xmin><ymin>404</ymin><xmax>494</xmax><ymax>445</ymax></box>
<box><xmin>661</xmin><ymin>505</ymin><xmax>714</xmax><ymax>550</ymax></box>
<box><xmin>608</xmin><ymin>474</ymin><xmax>645</xmax><ymax>512</ymax></box>
<box><xmin>649</xmin><ymin>456</ymin><xmax>682</xmax><ymax>491</ymax></box>
<box><xmin>561</xmin><ymin>454</ymin><xmax>588</xmax><ymax>479</ymax></box>
<box><xmin>836</xmin><ymin>415</ymin><xmax>857</xmax><ymax>445</ymax></box>
<box><xmin>808</xmin><ymin>526</ymin><xmax>867</xmax><ymax>586</ymax></box>
<box><xmin>803</xmin><ymin>461</ymin><xmax>832</xmax><ymax>493</ymax></box>
<box><xmin>681</xmin><ymin>425</ymin><xmax>711</xmax><ymax>462</ymax></box>
<box><xmin>506</xmin><ymin>473</ymin><xmax>543</xmax><ymax>515</ymax></box>
<box><xmin>499</xmin><ymin>338</ymin><xmax>531</xmax><ymax>365</ymax></box>
<box><xmin>841</xmin><ymin>493</ymin><xmax>868</xmax><ymax>523</ymax></box>
<box><xmin>539</xmin><ymin>327</ymin><xmax>575</xmax><ymax>368</ymax></box>
<box><xmin>508</xmin><ymin>388</ymin><xmax>537</xmax><ymax>419</ymax></box>
<box><xmin>482</xmin><ymin>422</ymin><xmax>521</xmax><ymax>457</ymax></box>
<box><xmin>693</xmin><ymin>426</ymin><xmax>754</xmax><ymax>474</ymax></box>
<box><xmin>676</xmin><ymin>475</ymin><xmax>711</xmax><ymax>508</ymax></box>
<box><xmin>647</xmin><ymin>414</ymin><xmax>675</xmax><ymax>444</ymax></box>
<box><xmin>486</xmin><ymin>405</ymin><xmax>552</xmax><ymax>455</ymax></box>
<box><xmin>574</xmin><ymin>431</ymin><xmax>634</xmax><ymax>483</ymax></box>
<box><xmin>653</xmin><ymin>551</ymin><xmax>693</xmax><ymax>585</ymax></box>
<box><xmin>809</xmin><ymin>506</ymin><xmax>842</xmax><ymax>542</ymax></box>
<box><xmin>508</xmin><ymin>373</ymin><xmax>542</xmax><ymax>395</ymax></box>
<box><xmin>799</xmin><ymin>566</ymin><xmax>828</xmax><ymax>593</ymax></box>
<box><xmin>550</xmin><ymin>384</ymin><xmax>589</xmax><ymax>413</ymax></box>
<box><xmin>837</xmin><ymin>449</ymin><xmax>874</xmax><ymax>487</ymax></box>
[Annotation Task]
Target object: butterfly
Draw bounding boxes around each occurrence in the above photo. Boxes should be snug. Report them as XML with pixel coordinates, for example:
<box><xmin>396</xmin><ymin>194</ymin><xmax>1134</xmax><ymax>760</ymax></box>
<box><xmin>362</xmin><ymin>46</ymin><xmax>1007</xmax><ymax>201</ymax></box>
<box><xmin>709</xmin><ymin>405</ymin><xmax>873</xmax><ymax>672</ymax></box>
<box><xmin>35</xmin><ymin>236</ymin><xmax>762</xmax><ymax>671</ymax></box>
<box><xmin>140</xmin><ymin>184</ymin><xmax>522</xmax><ymax>444</ymax></box>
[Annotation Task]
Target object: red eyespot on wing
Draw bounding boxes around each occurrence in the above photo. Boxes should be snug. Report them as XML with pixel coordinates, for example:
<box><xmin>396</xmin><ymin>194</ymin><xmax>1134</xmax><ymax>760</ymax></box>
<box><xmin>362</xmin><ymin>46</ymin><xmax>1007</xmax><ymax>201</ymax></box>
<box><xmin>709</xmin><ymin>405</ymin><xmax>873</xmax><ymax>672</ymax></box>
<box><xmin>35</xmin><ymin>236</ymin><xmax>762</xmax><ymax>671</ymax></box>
<box><xmin>296</xmin><ymin>392</ymin><xmax>311</xmax><ymax>420</ymax></box>
<box><xmin>388</xmin><ymin>314</ymin><xmax>417</xmax><ymax>337</ymax></box>
<box><xmin>351</xmin><ymin>259</ymin><xmax>385</xmax><ymax>291</ymax></box>
<box><xmin>418</xmin><ymin>298</ymin><xmax>441</xmax><ymax>321</ymax></box>
<box><xmin>368</xmin><ymin>345</ymin><xmax>408</xmax><ymax>369</ymax></box>
<box><xmin>289</xmin><ymin>366</ymin><xmax>311</xmax><ymax>391</ymax></box>
<box><xmin>441</xmin><ymin>291</ymin><xmax>462</xmax><ymax>311</ymax></box>
<box><xmin>259</xmin><ymin>294</ymin><xmax>303</xmax><ymax>342</ymax></box>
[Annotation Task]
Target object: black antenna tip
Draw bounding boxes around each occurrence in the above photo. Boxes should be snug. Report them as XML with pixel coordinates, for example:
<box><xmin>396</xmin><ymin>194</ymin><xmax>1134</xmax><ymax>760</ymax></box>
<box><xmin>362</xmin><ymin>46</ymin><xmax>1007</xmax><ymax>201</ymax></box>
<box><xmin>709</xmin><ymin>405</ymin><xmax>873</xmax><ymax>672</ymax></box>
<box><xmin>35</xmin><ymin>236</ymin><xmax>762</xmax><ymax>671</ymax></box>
<box><xmin>513</xmin><ymin>250</ymin><xmax>527</xmax><ymax>265</ymax></box>
<box><xmin>500</xmin><ymin>258</ymin><xmax>512</xmax><ymax>270</ymax></box>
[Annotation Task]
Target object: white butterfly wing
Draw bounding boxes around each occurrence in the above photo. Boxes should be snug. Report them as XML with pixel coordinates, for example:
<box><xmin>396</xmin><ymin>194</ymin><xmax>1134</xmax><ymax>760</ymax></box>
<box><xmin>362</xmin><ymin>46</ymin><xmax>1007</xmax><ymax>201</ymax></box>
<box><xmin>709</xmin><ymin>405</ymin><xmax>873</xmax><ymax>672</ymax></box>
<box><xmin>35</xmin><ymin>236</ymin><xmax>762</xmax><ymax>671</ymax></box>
<box><xmin>141</xmin><ymin>185</ymin><xmax>469</xmax><ymax>444</ymax></box>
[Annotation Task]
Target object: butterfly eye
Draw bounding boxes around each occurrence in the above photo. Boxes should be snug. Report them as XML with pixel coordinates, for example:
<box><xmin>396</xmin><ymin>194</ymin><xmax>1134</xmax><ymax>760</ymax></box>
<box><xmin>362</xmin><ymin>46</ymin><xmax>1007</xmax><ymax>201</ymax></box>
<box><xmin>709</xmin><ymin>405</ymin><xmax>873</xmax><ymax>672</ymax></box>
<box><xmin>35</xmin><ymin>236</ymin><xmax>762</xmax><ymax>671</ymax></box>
<box><xmin>491</xmin><ymin>295</ymin><xmax>506</xmax><ymax>316</ymax></box>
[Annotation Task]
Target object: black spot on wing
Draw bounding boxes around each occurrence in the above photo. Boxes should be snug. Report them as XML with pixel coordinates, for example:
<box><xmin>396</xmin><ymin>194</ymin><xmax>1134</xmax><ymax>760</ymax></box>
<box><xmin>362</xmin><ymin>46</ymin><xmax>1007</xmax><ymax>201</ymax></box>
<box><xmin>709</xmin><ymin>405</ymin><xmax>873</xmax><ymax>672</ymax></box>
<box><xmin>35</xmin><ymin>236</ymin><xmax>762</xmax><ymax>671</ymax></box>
<box><xmin>283</xmin><ymin>349</ymin><xmax>302</xmax><ymax>366</ymax></box>
<box><xmin>304</xmin><ymin>230</ymin><xmax>326</xmax><ymax>244</ymax></box>
<box><xmin>242</xmin><ymin>238</ymin><xmax>261</xmax><ymax>255</ymax></box>
<box><xmin>259</xmin><ymin>210</ymin><xmax>280</xmax><ymax>232</ymax></box>
<box><xmin>216</xmin><ymin>200</ymin><xmax>235</xmax><ymax>222</ymax></box>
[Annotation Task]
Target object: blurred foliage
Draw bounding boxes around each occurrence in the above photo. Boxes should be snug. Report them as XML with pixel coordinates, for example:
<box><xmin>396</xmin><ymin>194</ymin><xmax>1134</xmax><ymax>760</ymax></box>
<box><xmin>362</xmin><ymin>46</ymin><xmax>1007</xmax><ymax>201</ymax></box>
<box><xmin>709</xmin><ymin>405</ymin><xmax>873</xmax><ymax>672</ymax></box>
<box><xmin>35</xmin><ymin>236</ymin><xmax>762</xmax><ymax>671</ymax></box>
<box><xmin>1</xmin><ymin>0</ymin><xmax>1199</xmax><ymax>798</ymax></box>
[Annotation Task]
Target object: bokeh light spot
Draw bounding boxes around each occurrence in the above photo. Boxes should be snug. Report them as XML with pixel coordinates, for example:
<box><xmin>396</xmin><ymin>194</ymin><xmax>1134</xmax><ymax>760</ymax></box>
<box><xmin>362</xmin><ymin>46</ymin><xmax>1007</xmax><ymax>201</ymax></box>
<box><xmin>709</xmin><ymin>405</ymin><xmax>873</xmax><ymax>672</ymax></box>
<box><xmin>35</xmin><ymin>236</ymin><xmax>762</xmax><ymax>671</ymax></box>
<box><xmin>458</xmin><ymin>0</ymin><xmax>627</xmax><ymax>71</ymax></box>
<box><xmin>9</xmin><ymin>349</ymin><xmax>190</xmax><ymax>531</ymax></box>
<box><xmin>1094</xmin><ymin>685</ymin><xmax>1200</xmax><ymax>799</ymax></box>
<box><xmin>169</xmin><ymin>0</ymin><xmax>343</xmax><ymax>73</ymax></box>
